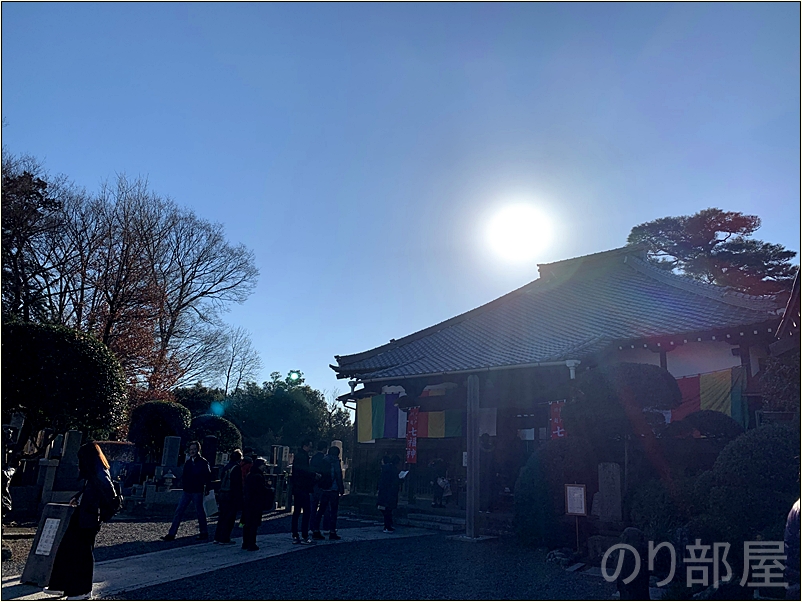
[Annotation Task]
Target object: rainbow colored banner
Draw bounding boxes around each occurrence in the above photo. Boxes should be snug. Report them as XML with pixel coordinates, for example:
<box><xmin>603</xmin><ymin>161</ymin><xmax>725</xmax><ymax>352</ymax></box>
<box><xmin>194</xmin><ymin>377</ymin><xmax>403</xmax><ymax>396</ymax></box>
<box><xmin>357</xmin><ymin>395</ymin><xmax>464</xmax><ymax>443</ymax></box>
<box><xmin>672</xmin><ymin>366</ymin><xmax>747</xmax><ymax>428</ymax></box>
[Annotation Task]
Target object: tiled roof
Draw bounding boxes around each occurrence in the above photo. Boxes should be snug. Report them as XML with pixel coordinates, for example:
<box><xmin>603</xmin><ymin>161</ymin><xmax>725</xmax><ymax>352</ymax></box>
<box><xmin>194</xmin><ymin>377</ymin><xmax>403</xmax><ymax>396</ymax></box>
<box><xmin>333</xmin><ymin>247</ymin><xmax>782</xmax><ymax>381</ymax></box>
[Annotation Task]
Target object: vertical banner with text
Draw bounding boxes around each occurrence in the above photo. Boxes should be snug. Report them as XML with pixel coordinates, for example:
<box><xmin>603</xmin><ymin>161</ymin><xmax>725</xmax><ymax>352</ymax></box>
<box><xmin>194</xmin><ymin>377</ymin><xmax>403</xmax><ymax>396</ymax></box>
<box><xmin>405</xmin><ymin>407</ymin><xmax>419</xmax><ymax>464</ymax></box>
<box><xmin>549</xmin><ymin>401</ymin><xmax>566</xmax><ymax>439</ymax></box>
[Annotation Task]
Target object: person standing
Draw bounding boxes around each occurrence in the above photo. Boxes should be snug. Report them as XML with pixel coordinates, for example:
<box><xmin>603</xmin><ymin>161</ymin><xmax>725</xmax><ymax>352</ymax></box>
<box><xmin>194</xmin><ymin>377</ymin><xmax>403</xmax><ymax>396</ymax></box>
<box><xmin>428</xmin><ymin>458</ymin><xmax>447</xmax><ymax>508</ymax></box>
<box><xmin>290</xmin><ymin>439</ymin><xmax>315</xmax><ymax>545</ymax></box>
<box><xmin>45</xmin><ymin>442</ymin><xmax>116</xmax><ymax>600</ymax></box>
<box><xmin>241</xmin><ymin>457</ymin><xmax>269</xmax><ymax>551</ymax></box>
<box><xmin>312</xmin><ymin>446</ymin><xmax>345</xmax><ymax>540</ymax></box>
<box><xmin>214</xmin><ymin>449</ymin><xmax>243</xmax><ymax>544</ymax></box>
<box><xmin>309</xmin><ymin>441</ymin><xmax>329</xmax><ymax>539</ymax></box>
<box><xmin>162</xmin><ymin>441</ymin><xmax>211</xmax><ymax>541</ymax></box>
<box><xmin>377</xmin><ymin>455</ymin><xmax>404</xmax><ymax>533</ymax></box>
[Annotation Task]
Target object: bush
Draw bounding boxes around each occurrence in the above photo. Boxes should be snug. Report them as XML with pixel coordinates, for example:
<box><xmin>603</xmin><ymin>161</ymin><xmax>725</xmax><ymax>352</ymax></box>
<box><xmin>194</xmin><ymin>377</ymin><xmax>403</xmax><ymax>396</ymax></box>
<box><xmin>627</xmin><ymin>479</ymin><xmax>686</xmax><ymax>542</ymax></box>
<box><xmin>128</xmin><ymin>401</ymin><xmax>191</xmax><ymax>462</ymax></box>
<box><xmin>663</xmin><ymin>410</ymin><xmax>744</xmax><ymax>441</ymax></box>
<box><xmin>187</xmin><ymin>415</ymin><xmax>242</xmax><ymax>453</ymax></box>
<box><xmin>563</xmin><ymin>363</ymin><xmax>681</xmax><ymax>444</ymax></box>
<box><xmin>712</xmin><ymin>425</ymin><xmax>799</xmax><ymax>491</ymax></box>
<box><xmin>760</xmin><ymin>349</ymin><xmax>800</xmax><ymax>413</ymax></box>
<box><xmin>2</xmin><ymin>322</ymin><xmax>128</xmax><ymax>445</ymax></box>
<box><xmin>686</xmin><ymin>426</ymin><xmax>800</xmax><ymax>573</ymax></box>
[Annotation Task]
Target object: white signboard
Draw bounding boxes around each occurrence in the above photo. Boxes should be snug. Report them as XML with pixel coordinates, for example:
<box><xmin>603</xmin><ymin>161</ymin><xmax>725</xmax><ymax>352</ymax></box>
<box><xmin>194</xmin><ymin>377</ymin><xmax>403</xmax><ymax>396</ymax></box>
<box><xmin>565</xmin><ymin>484</ymin><xmax>587</xmax><ymax>516</ymax></box>
<box><xmin>35</xmin><ymin>518</ymin><xmax>61</xmax><ymax>556</ymax></box>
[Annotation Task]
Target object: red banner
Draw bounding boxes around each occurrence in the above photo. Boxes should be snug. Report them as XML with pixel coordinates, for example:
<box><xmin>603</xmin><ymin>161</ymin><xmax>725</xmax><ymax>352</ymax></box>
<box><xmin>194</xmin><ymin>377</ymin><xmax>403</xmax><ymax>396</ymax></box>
<box><xmin>549</xmin><ymin>401</ymin><xmax>566</xmax><ymax>439</ymax></box>
<box><xmin>405</xmin><ymin>407</ymin><xmax>418</xmax><ymax>464</ymax></box>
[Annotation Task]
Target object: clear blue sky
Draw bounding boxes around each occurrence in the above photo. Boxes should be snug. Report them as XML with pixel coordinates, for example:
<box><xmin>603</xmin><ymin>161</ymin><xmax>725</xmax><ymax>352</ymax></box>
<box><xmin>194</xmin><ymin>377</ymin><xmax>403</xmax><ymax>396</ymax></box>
<box><xmin>3</xmin><ymin>3</ymin><xmax>799</xmax><ymax>397</ymax></box>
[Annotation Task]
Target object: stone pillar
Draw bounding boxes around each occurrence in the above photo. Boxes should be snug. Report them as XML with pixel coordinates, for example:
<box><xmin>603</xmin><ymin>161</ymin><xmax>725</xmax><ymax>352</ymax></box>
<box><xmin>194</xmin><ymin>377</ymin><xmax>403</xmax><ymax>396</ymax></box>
<box><xmin>53</xmin><ymin>431</ymin><xmax>82</xmax><ymax>490</ymax></box>
<box><xmin>161</xmin><ymin>436</ymin><xmax>181</xmax><ymax>468</ymax></box>
<box><xmin>38</xmin><ymin>460</ymin><xmax>60</xmax><ymax>505</ymax></box>
<box><xmin>597</xmin><ymin>462</ymin><xmax>622</xmax><ymax>522</ymax></box>
<box><xmin>466</xmin><ymin>374</ymin><xmax>480</xmax><ymax>538</ymax></box>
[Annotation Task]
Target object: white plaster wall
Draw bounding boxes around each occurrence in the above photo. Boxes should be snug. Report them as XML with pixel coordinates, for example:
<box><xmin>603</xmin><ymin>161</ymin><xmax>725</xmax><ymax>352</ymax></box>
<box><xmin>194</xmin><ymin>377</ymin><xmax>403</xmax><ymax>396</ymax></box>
<box><xmin>664</xmin><ymin>340</ymin><xmax>739</xmax><ymax>378</ymax></box>
<box><xmin>603</xmin><ymin>340</ymin><xmax>740</xmax><ymax>378</ymax></box>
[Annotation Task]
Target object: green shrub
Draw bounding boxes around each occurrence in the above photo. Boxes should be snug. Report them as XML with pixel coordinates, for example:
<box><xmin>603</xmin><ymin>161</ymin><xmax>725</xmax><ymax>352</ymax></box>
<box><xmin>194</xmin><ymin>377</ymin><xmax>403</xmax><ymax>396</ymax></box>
<box><xmin>627</xmin><ymin>479</ymin><xmax>686</xmax><ymax>542</ymax></box>
<box><xmin>686</xmin><ymin>426</ymin><xmax>800</xmax><ymax>572</ymax></box>
<box><xmin>187</xmin><ymin>415</ymin><xmax>242</xmax><ymax>453</ymax></box>
<box><xmin>2</xmin><ymin>322</ymin><xmax>128</xmax><ymax>444</ymax></box>
<box><xmin>712</xmin><ymin>425</ymin><xmax>799</xmax><ymax>491</ymax></box>
<box><xmin>128</xmin><ymin>400</ymin><xmax>192</xmax><ymax>461</ymax></box>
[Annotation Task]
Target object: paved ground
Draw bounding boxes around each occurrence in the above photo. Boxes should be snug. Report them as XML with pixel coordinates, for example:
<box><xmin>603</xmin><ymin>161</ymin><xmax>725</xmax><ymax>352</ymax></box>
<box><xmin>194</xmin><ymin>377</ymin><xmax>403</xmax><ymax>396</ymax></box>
<box><xmin>2</xmin><ymin>512</ymin><xmax>616</xmax><ymax>600</ymax></box>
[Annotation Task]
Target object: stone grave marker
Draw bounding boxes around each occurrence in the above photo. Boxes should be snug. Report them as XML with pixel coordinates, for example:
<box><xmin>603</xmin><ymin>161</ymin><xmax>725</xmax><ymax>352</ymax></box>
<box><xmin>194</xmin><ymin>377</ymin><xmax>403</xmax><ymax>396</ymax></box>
<box><xmin>21</xmin><ymin>503</ymin><xmax>75</xmax><ymax>586</ymax></box>
<box><xmin>53</xmin><ymin>431</ymin><xmax>82</xmax><ymax>490</ymax></box>
<box><xmin>161</xmin><ymin>436</ymin><xmax>181</xmax><ymax>468</ymax></box>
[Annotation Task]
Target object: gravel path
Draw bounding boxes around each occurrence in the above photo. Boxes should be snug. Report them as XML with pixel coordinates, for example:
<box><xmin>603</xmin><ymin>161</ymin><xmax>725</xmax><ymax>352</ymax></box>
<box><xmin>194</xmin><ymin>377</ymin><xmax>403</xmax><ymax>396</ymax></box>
<box><xmin>4</xmin><ymin>512</ymin><xmax>615</xmax><ymax>600</ymax></box>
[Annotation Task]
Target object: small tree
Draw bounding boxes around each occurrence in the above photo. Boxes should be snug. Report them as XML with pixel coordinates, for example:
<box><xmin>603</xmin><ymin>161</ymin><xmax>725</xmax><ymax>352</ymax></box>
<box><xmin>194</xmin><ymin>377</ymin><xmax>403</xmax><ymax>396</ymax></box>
<box><xmin>127</xmin><ymin>400</ymin><xmax>191</xmax><ymax>462</ymax></box>
<box><xmin>187</xmin><ymin>415</ymin><xmax>242</xmax><ymax>453</ymax></box>
<box><xmin>2</xmin><ymin>322</ymin><xmax>127</xmax><ymax>454</ymax></box>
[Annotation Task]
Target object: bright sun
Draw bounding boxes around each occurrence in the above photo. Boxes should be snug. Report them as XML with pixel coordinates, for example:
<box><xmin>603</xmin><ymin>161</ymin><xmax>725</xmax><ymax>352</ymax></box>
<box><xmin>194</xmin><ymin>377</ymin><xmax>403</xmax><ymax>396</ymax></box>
<box><xmin>486</xmin><ymin>204</ymin><xmax>552</xmax><ymax>263</ymax></box>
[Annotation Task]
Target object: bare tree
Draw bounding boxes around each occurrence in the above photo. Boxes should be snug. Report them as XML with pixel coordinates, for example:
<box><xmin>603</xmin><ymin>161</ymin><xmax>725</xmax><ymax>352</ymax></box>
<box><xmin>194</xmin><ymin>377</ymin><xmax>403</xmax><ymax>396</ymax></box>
<box><xmin>219</xmin><ymin>326</ymin><xmax>263</xmax><ymax>395</ymax></box>
<box><xmin>3</xmin><ymin>159</ymin><xmax>259</xmax><ymax>402</ymax></box>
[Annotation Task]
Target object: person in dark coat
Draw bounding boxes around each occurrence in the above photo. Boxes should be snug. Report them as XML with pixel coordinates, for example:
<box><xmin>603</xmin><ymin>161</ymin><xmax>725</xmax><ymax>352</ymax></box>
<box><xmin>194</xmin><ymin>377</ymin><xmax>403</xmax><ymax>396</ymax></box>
<box><xmin>241</xmin><ymin>457</ymin><xmax>270</xmax><ymax>551</ymax></box>
<box><xmin>162</xmin><ymin>441</ymin><xmax>211</xmax><ymax>541</ymax></box>
<box><xmin>214</xmin><ymin>449</ymin><xmax>243</xmax><ymax>544</ymax></box>
<box><xmin>377</xmin><ymin>455</ymin><xmax>404</xmax><ymax>533</ymax></box>
<box><xmin>290</xmin><ymin>439</ymin><xmax>315</xmax><ymax>544</ymax></box>
<box><xmin>46</xmin><ymin>442</ymin><xmax>116</xmax><ymax>600</ymax></box>
<box><xmin>311</xmin><ymin>446</ymin><xmax>345</xmax><ymax>540</ymax></box>
<box><xmin>309</xmin><ymin>440</ymin><xmax>329</xmax><ymax>539</ymax></box>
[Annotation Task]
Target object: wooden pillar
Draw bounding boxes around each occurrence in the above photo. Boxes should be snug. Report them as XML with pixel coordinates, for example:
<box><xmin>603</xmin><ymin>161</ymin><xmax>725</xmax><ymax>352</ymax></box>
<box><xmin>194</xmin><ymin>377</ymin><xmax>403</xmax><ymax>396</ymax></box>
<box><xmin>466</xmin><ymin>374</ymin><xmax>480</xmax><ymax>538</ymax></box>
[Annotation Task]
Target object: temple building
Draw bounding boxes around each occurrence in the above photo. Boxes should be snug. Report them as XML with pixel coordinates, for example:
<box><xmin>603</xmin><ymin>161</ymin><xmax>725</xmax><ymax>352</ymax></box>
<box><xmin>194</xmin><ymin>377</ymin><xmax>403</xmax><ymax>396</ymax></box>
<box><xmin>332</xmin><ymin>246</ymin><xmax>783</xmax><ymax>511</ymax></box>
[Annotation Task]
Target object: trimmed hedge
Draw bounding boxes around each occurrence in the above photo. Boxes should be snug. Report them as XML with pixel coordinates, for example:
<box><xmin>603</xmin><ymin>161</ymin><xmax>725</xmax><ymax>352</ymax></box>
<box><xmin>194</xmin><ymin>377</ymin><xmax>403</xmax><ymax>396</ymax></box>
<box><xmin>187</xmin><ymin>415</ymin><xmax>242</xmax><ymax>453</ymax></box>
<box><xmin>128</xmin><ymin>400</ymin><xmax>192</xmax><ymax>462</ymax></box>
<box><xmin>2</xmin><ymin>322</ymin><xmax>128</xmax><ymax>441</ymax></box>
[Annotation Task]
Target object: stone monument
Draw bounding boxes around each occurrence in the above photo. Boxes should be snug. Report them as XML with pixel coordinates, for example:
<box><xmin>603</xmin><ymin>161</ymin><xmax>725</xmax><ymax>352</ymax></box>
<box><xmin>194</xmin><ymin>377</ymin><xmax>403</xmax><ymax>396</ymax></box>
<box><xmin>161</xmin><ymin>436</ymin><xmax>181</xmax><ymax>469</ymax></box>
<box><xmin>597</xmin><ymin>462</ymin><xmax>622</xmax><ymax>522</ymax></box>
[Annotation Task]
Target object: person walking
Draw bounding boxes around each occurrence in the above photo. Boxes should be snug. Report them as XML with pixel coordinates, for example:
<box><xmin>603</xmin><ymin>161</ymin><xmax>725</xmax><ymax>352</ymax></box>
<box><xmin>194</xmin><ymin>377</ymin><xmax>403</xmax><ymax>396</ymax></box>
<box><xmin>309</xmin><ymin>441</ymin><xmax>329</xmax><ymax>539</ymax></box>
<box><xmin>290</xmin><ymin>439</ymin><xmax>315</xmax><ymax>544</ymax></box>
<box><xmin>241</xmin><ymin>457</ymin><xmax>270</xmax><ymax>551</ymax></box>
<box><xmin>45</xmin><ymin>442</ymin><xmax>116</xmax><ymax>600</ymax></box>
<box><xmin>377</xmin><ymin>455</ymin><xmax>404</xmax><ymax>533</ymax></box>
<box><xmin>312</xmin><ymin>446</ymin><xmax>345</xmax><ymax>540</ymax></box>
<box><xmin>162</xmin><ymin>441</ymin><xmax>211</xmax><ymax>541</ymax></box>
<box><xmin>214</xmin><ymin>449</ymin><xmax>243</xmax><ymax>544</ymax></box>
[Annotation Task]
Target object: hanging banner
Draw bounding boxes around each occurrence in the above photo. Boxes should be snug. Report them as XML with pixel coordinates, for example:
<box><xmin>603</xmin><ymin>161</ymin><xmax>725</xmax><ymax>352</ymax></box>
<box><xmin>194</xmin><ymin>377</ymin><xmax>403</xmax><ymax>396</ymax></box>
<box><xmin>549</xmin><ymin>401</ymin><xmax>566</xmax><ymax>439</ymax></box>
<box><xmin>405</xmin><ymin>407</ymin><xmax>419</xmax><ymax>464</ymax></box>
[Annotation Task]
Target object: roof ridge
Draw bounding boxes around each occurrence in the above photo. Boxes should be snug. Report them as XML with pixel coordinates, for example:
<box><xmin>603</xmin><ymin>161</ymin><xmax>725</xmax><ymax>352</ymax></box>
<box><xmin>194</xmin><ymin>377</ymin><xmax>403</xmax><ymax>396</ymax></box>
<box><xmin>337</xmin><ymin>246</ymin><xmax>644</xmax><ymax>367</ymax></box>
<box><xmin>625</xmin><ymin>256</ymin><xmax>780</xmax><ymax>311</ymax></box>
<box><xmin>335</xmin><ymin>277</ymin><xmax>543</xmax><ymax>366</ymax></box>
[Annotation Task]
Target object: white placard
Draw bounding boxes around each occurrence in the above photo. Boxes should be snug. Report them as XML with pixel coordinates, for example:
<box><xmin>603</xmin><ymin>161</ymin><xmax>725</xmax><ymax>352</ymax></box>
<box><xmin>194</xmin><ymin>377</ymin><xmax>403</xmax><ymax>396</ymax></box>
<box><xmin>35</xmin><ymin>518</ymin><xmax>61</xmax><ymax>556</ymax></box>
<box><xmin>565</xmin><ymin>484</ymin><xmax>587</xmax><ymax>516</ymax></box>
<box><xmin>462</xmin><ymin>451</ymin><xmax>468</xmax><ymax>467</ymax></box>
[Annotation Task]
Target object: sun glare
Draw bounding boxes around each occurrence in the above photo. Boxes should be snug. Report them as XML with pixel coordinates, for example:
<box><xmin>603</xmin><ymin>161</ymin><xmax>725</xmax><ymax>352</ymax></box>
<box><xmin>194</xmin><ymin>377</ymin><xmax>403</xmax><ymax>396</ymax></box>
<box><xmin>486</xmin><ymin>204</ymin><xmax>552</xmax><ymax>263</ymax></box>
